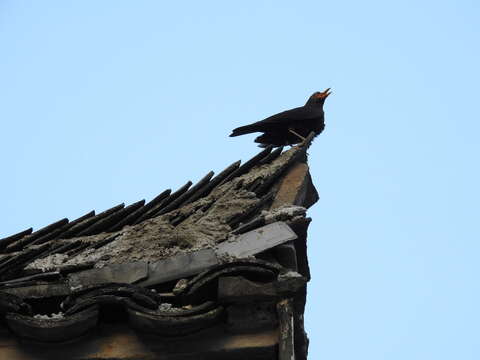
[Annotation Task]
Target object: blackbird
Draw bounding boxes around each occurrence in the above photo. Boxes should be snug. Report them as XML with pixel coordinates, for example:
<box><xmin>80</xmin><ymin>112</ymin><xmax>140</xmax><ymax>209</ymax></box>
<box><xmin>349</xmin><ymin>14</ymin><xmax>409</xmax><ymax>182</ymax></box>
<box><xmin>230</xmin><ymin>89</ymin><xmax>331</xmax><ymax>147</ymax></box>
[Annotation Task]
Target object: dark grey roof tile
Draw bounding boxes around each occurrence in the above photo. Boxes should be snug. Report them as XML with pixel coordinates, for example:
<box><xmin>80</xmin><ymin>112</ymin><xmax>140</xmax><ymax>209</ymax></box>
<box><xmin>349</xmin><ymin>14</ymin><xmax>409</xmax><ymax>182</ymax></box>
<box><xmin>0</xmin><ymin>291</ymin><xmax>32</xmax><ymax>315</ymax></box>
<box><xmin>155</xmin><ymin>171</ymin><xmax>214</xmax><ymax>216</ymax></box>
<box><xmin>59</xmin><ymin>203</ymin><xmax>125</xmax><ymax>239</ymax></box>
<box><xmin>0</xmin><ymin>271</ymin><xmax>61</xmax><ymax>287</ymax></box>
<box><xmin>181</xmin><ymin>160</ymin><xmax>241</xmax><ymax>206</ymax></box>
<box><xmin>36</xmin><ymin>239</ymin><xmax>82</xmax><ymax>260</ymax></box>
<box><xmin>0</xmin><ymin>243</ymin><xmax>51</xmax><ymax>279</ymax></box>
<box><xmin>259</xmin><ymin>146</ymin><xmax>284</xmax><ymax>165</ymax></box>
<box><xmin>107</xmin><ymin>189</ymin><xmax>171</xmax><ymax>232</ymax></box>
<box><xmin>28</xmin><ymin>210</ymin><xmax>96</xmax><ymax>248</ymax></box>
<box><xmin>6</xmin><ymin>219</ymin><xmax>69</xmax><ymax>252</ymax></box>
<box><xmin>220</xmin><ymin>145</ymin><xmax>274</xmax><ymax>185</ymax></box>
<box><xmin>76</xmin><ymin>200</ymin><xmax>144</xmax><ymax>237</ymax></box>
<box><xmin>134</xmin><ymin>181</ymin><xmax>192</xmax><ymax>224</ymax></box>
<box><xmin>127</xmin><ymin>305</ymin><xmax>223</xmax><ymax>336</ymax></box>
<box><xmin>6</xmin><ymin>305</ymin><xmax>99</xmax><ymax>342</ymax></box>
<box><xmin>0</xmin><ymin>228</ymin><xmax>33</xmax><ymax>250</ymax></box>
<box><xmin>61</xmin><ymin>283</ymin><xmax>160</xmax><ymax>314</ymax></box>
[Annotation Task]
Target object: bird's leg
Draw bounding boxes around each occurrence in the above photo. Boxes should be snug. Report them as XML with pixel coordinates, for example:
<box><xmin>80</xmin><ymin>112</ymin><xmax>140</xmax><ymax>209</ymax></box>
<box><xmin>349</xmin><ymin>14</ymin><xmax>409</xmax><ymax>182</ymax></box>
<box><xmin>289</xmin><ymin>128</ymin><xmax>306</xmax><ymax>142</ymax></box>
<box><xmin>289</xmin><ymin>128</ymin><xmax>307</xmax><ymax>147</ymax></box>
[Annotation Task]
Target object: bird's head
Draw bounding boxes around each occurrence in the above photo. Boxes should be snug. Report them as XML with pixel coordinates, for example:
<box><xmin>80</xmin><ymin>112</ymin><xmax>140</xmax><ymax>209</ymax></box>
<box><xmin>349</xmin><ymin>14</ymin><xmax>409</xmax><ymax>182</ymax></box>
<box><xmin>306</xmin><ymin>88</ymin><xmax>331</xmax><ymax>105</ymax></box>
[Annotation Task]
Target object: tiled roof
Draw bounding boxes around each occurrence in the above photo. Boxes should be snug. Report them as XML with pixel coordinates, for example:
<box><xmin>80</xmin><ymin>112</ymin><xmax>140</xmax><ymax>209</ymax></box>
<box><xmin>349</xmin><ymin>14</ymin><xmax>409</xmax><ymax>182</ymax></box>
<box><xmin>1</xmin><ymin>146</ymin><xmax>274</xmax><ymax>252</ymax></box>
<box><xmin>0</xmin><ymin>133</ymin><xmax>318</xmax><ymax>360</ymax></box>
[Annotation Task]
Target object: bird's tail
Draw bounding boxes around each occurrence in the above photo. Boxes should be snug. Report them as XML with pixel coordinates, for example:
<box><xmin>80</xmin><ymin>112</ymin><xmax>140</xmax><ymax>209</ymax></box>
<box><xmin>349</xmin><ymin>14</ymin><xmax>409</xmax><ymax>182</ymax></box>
<box><xmin>229</xmin><ymin>124</ymin><xmax>261</xmax><ymax>137</ymax></box>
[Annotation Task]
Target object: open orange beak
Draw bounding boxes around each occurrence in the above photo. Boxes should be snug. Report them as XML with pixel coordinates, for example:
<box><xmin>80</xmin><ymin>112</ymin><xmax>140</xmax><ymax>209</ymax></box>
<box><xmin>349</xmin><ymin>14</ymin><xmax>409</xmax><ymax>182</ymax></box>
<box><xmin>321</xmin><ymin>88</ymin><xmax>332</xmax><ymax>98</ymax></box>
<box><xmin>315</xmin><ymin>88</ymin><xmax>332</xmax><ymax>99</ymax></box>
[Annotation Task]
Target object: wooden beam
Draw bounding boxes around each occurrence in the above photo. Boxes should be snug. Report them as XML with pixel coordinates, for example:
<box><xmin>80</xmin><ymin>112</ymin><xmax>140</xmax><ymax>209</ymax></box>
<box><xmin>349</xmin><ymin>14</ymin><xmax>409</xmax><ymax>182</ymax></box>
<box><xmin>277</xmin><ymin>298</ymin><xmax>295</xmax><ymax>360</ymax></box>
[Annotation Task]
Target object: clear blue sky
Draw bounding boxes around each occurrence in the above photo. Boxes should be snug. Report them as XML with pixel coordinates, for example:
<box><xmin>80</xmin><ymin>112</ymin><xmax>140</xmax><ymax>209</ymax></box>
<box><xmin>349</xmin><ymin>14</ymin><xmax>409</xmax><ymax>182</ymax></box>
<box><xmin>1</xmin><ymin>1</ymin><xmax>479</xmax><ymax>358</ymax></box>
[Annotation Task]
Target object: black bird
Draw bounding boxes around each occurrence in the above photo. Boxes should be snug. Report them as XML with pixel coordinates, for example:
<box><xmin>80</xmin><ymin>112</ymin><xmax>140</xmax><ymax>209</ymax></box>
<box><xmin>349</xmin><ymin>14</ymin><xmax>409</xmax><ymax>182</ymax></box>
<box><xmin>230</xmin><ymin>89</ymin><xmax>331</xmax><ymax>147</ymax></box>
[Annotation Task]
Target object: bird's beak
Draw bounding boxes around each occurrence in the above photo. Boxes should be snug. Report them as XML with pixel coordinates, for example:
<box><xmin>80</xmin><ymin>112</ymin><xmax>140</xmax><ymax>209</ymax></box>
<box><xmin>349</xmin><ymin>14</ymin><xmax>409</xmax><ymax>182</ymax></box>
<box><xmin>313</xmin><ymin>88</ymin><xmax>332</xmax><ymax>99</ymax></box>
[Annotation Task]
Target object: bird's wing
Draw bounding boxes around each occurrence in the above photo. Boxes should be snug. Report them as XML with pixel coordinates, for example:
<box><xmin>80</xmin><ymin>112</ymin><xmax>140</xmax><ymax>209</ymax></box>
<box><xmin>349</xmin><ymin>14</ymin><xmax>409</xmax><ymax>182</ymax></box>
<box><xmin>230</xmin><ymin>106</ymin><xmax>322</xmax><ymax>137</ymax></box>
<box><xmin>255</xmin><ymin>106</ymin><xmax>321</xmax><ymax>125</ymax></box>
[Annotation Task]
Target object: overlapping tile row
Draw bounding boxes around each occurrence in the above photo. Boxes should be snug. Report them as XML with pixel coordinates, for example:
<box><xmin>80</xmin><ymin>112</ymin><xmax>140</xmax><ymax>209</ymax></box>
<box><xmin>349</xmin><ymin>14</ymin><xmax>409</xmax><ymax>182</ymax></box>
<box><xmin>0</xmin><ymin>258</ymin><xmax>305</xmax><ymax>342</ymax></box>
<box><xmin>0</xmin><ymin>145</ymin><xmax>286</xmax><ymax>255</ymax></box>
